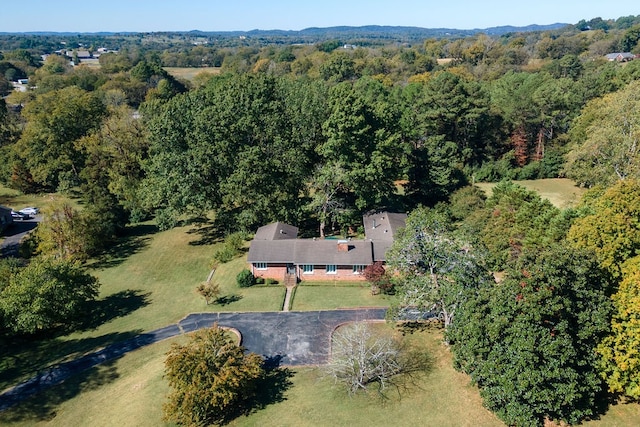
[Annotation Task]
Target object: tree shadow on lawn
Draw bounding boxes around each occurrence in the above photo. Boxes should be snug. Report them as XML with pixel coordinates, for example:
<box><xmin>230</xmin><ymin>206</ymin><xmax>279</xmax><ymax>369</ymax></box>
<box><xmin>0</xmin><ymin>360</ymin><xmax>120</xmax><ymax>424</ymax></box>
<box><xmin>185</xmin><ymin>217</ymin><xmax>225</xmax><ymax>246</ymax></box>
<box><xmin>221</xmin><ymin>356</ymin><xmax>294</xmax><ymax>425</ymax></box>
<box><xmin>87</xmin><ymin>223</ymin><xmax>157</xmax><ymax>270</ymax></box>
<box><xmin>0</xmin><ymin>330</ymin><xmax>143</xmax><ymax>395</ymax></box>
<box><xmin>79</xmin><ymin>289</ymin><xmax>151</xmax><ymax>331</ymax></box>
<box><xmin>214</xmin><ymin>294</ymin><xmax>243</xmax><ymax>306</ymax></box>
<box><xmin>397</xmin><ymin>320</ymin><xmax>444</xmax><ymax>336</ymax></box>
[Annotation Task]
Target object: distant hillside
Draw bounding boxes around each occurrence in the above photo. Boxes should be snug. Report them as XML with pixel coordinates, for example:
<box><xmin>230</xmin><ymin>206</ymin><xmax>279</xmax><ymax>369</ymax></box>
<box><xmin>0</xmin><ymin>23</ymin><xmax>569</xmax><ymax>42</ymax></box>
<box><xmin>192</xmin><ymin>23</ymin><xmax>569</xmax><ymax>41</ymax></box>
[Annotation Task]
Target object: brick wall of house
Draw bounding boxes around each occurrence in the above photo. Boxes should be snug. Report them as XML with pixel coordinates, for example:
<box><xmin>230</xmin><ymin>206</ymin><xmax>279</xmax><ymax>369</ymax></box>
<box><xmin>252</xmin><ymin>263</ymin><xmax>288</xmax><ymax>281</ymax></box>
<box><xmin>250</xmin><ymin>263</ymin><xmax>368</xmax><ymax>282</ymax></box>
<box><xmin>298</xmin><ymin>265</ymin><xmax>367</xmax><ymax>282</ymax></box>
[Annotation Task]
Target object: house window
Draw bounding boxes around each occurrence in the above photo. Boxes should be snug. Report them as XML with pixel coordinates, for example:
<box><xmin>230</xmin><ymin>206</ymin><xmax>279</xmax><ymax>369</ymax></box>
<box><xmin>254</xmin><ymin>262</ymin><xmax>267</xmax><ymax>270</ymax></box>
<box><xmin>302</xmin><ymin>264</ymin><xmax>314</xmax><ymax>274</ymax></box>
<box><xmin>326</xmin><ymin>264</ymin><xmax>337</xmax><ymax>274</ymax></box>
<box><xmin>353</xmin><ymin>265</ymin><xmax>366</xmax><ymax>274</ymax></box>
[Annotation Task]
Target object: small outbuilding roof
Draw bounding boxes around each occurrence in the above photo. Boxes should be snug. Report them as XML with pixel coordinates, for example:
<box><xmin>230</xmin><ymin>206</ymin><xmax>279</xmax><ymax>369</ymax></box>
<box><xmin>605</xmin><ymin>52</ymin><xmax>636</xmax><ymax>61</ymax></box>
<box><xmin>363</xmin><ymin>211</ymin><xmax>407</xmax><ymax>241</ymax></box>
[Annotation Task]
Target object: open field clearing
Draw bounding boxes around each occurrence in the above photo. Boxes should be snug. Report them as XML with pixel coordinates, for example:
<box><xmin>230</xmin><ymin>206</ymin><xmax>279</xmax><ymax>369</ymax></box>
<box><xmin>0</xmin><ymin>186</ymin><xmax>81</xmax><ymax>213</ymax></box>
<box><xmin>475</xmin><ymin>178</ymin><xmax>586</xmax><ymax>208</ymax></box>
<box><xmin>164</xmin><ymin>66</ymin><xmax>221</xmax><ymax>81</ymax></box>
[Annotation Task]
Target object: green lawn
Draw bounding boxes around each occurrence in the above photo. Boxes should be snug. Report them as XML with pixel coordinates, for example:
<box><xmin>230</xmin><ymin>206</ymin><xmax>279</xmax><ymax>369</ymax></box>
<box><xmin>12</xmin><ymin>324</ymin><xmax>638</xmax><ymax>427</ymax></box>
<box><xmin>209</xmin><ymin>256</ymin><xmax>287</xmax><ymax>312</ymax></box>
<box><xmin>291</xmin><ymin>281</ymin><xmax>392</xmax><ymax>311</ymax></box>
<box><xmin>164</xmin><ymin>66</ymin><xmax>221</xmax><ymax>81</ymax></box>
<box><xmin>475</xmin><ymin>178</ymin><xmax>586</xmax><ymax>209</ymax></box>
<box><xmin>0</xmin><ymin>336</ymin><xmax>181</xmax><ymax>427</ymax></box>
<box><xmin>0</xmin><ymin>326</ymin><xmax>504</xmax><ymax>427</ymax></box>
<box><xmin>0</xmin><ymin>222</ymin><xmax>279</xmax><ymax>391</ymax></box>
<box><xmin>0</xmin><ymin>186</ymin><xmax>81</xmax><ymax>212</ymax></box>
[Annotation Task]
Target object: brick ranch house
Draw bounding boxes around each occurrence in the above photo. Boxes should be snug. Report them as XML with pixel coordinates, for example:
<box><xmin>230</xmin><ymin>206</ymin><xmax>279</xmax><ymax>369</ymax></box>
<box><xmin>247</xmin><ymin>212</ymin><xmax>407</xmax><ymax>284</ymax></box>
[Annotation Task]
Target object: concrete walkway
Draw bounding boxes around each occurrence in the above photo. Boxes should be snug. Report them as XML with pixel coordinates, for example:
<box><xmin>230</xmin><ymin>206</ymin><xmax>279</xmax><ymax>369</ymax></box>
<box><xmin>0</xmin><ymin>308</ymin><xmax>387</xmax><ymax>412</ymax></box>
<box><xmin>282</xmin><ymin>285</ymin><xmax>294</xmax><ymax>311</ymax></box>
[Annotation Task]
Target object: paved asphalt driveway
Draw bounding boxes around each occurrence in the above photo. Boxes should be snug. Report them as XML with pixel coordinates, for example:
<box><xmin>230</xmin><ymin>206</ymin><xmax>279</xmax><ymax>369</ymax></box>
<box><xmin>0</xmin><ymin>216</ymin><xmax>40</xmax><ymax>258</ymax></box>
<box><xmin>181</xmin><ymin>308</ymin><xmax>387</xmax><ymax>365</ymax></box>
<box><xmin>0</xmin><ymin>308</ymin><xmax>387</xmax><ymax>411</ymax></box>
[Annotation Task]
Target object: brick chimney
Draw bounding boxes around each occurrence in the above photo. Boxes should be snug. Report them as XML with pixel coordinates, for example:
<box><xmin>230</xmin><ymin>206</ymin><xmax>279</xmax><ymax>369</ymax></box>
<box><xmin>337</xmin><ymin>240</ymin><xmax>349</xmax><ymax>252</ymax></box>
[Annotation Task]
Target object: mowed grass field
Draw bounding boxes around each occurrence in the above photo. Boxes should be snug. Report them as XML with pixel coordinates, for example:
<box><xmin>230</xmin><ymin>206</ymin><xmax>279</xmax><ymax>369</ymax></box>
<box><xmin>0</xmin><ymin>186</ymin><xmax>81</xmax><ymax>213</ymax></box>
<box><xmin>164</xmin><ymin>66</ymin><xmax>221</xmax><ymax>81</ymax></box>
<box><xmin>0</xmin><ymin>221</ymin><xmax>283</xmax><ymax>392</ymax></box>
<box><xmin>291</xmin><ymin>281</ymin><xmax>393</xmax><ymax>310</ymax></box>
<box><xmin>475</xmin><ymin>178</ymin><xmax>586</xmax><ymax>208</ymax></box>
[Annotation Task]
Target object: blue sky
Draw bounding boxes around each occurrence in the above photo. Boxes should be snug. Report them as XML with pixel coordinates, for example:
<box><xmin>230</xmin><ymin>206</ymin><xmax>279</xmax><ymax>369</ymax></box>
<box><xmin>5</xmin><ymin>0</ymin><xmax>639</xmax><ymax>32</ymax></box>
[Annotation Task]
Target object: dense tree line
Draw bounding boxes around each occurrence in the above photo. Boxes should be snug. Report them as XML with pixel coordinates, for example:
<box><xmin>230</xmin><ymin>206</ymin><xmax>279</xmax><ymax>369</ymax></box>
<box><xmin>2</xmin><ymin>15</ymin><xmax>639</xmax><ymax>237</ymax></box>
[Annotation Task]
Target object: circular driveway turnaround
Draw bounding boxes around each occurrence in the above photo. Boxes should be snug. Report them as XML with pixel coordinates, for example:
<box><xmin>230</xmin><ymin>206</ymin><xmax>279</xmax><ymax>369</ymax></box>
<box><xmin>180</xmin><ymin>308</ymin><xmax>387</xmax><ymax>365</ymax></box>
<box><xmin>0</xmin><ymin>308</ymin><xmax>387</xmax><ymax>411</ymax></box>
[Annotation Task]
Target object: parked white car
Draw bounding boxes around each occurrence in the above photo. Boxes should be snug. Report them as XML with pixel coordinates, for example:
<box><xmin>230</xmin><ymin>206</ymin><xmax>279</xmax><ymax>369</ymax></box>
<box><xmin>18</xmin><ymin>207</ymin><xmax>39</xmax><ymax>216</ymax></box>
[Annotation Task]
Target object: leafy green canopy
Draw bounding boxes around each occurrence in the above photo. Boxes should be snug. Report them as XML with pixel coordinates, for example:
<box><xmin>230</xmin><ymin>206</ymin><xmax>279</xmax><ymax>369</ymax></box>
<box><xmin>386</xmin><ymin>207</ymin><xmax>492</xmax><ymax>328</ymax></box>
<box><xmin>568</xmin><ymin>179</ymin><xmax>640</xmax><ymax>278</ymax></box>
<box><xmin>566</xmin><ymin>81</ymin><xmax>640</xmax><ymax>188</ymax></box>
<box><xmin>448</xmin><ymin>245</ymin><xmax>612</xmax><ymax>426</ymax></box>
<box><xmin>598</xmin><ymin>257</ymin><xmax>640</xmax><ymax>400</ymax></box>
<box><xmin>13</xmin><ymin>86</ymin><xmax>106</xmax><ymax>191</ymax></box>
<box><xmin>142</xmin><ymin>73</ymin><xmax>324</xmax><ymax>231</ymax></box>
<box><xmin>0</xmin><ymin>257</ymin><xmax>99</xmax><ymax>335</ymax></box>
<box><xmin>461</xmin><ymin>181</ymin><xmax>571</xmax><ymax>270</ymax></box>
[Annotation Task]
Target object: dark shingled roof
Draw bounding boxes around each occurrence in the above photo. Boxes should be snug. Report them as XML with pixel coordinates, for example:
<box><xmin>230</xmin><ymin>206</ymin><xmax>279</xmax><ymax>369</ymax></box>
<box><xmin>253</xmin><ymin>222</ymin><xmax>299</xmax><ymax>240</ymax></box>
<box><xmin>363</xmin><ymin>212</ymin><xmax>407</xmax><ymax>242</ymax></box>
<box><xmin>247</xmin><ymin>240</ymin><xmax>297</xmax><ymax>263</ymax></box>
<box><xmin>248</xmin><ymin>239</ymin><xmax>373</xmax><ymax>265</ymax></box>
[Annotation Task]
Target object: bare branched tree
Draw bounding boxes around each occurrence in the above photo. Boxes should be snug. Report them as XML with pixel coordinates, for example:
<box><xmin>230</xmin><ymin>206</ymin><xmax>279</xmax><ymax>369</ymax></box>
<box><xmin>325</xmin><ymin>322</ymin><xmax>429</xmax><ymax>396</ymax></box>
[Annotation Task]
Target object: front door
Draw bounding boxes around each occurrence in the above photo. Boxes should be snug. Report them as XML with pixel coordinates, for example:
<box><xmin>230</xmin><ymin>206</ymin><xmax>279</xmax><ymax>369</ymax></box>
<box><xmin>287</xmin><ymin>263</ymin><xmax>296</xmax><ymax>275</ymax></box>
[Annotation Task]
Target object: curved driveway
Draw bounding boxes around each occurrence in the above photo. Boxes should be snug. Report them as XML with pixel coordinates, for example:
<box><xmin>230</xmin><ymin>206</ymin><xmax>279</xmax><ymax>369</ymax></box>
<box><xmin>0</xmin><ymin>217</ymin><xmax>39</xmax><ymax>258</ymax></box>
<box><xmin>0</xmin><ymin>308</ymin><xmax>387</xmax><ymax>411</ymax></box>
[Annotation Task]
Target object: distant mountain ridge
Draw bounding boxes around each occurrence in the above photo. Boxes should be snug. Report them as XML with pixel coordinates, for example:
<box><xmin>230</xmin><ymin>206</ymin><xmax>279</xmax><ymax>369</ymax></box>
<box><xmin>0</xmin><ymin>23</ymin><xmax>569</xmax><ymax>39</ymax></box>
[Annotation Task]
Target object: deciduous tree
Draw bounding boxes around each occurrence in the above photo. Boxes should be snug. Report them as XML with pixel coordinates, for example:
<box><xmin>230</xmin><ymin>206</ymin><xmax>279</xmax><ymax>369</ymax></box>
<box><xmin>448</xmin><ymin>245</ymin><xmax>612</xmax><ymax>426</ymax></box>
<box><xmin>13</xmin><ymin>86</ymin><xmax>106</xmax><ymax>190</ymax></box>
<box><xmin>326</xmin><ymin>322</ymin><xmax>428</xmax><ymax>396</ymax></box>
<box><xmin>196</xmin><ymin>282</ymin><xmax>220</xmax><ymax>305</ymax></box>
<box><xmin>598</xmin><ymin>256</ymin><xmax>640</xmax><ymax>399</ymax></box>
<box><xmin>0</xmin><ymin>257</ymin><xmax>99</xmax><ymax>335</ymax></box>
<box><xmin>567</xmin><ymin>179</ymin><xmax>640</xmax><ymax>278</ymax></box>
<box><xmin>566</xmin><ymin>81</ymin><xmax>640</xmax><ymax>188</ymax></box>
<box><xmin>386</xmin><ymin>207</ymin><xmax>491</xmax><ymax>327</ymax></box>
<box><xmin>163</xmin><ymin>325</ymin><xmax>264</xmax><ymax>426</ymax></box>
